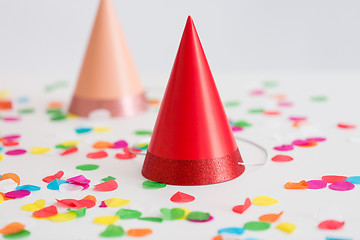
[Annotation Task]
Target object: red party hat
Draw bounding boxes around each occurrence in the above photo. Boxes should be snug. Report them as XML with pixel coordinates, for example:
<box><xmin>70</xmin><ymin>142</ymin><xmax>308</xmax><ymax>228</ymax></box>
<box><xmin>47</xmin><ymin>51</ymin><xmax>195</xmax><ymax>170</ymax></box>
<box><xmin>142</xmin><ymin>16</ymin><xmax>244</xmax><ymax>185</ymax></box>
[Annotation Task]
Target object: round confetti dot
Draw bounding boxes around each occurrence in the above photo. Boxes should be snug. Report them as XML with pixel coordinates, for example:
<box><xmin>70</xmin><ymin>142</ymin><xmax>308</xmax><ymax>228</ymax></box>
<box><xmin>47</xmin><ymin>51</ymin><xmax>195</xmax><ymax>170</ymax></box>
<box><xmin>252</xmin><ymin>196</ymin><xmax>278</xmax><ymax>206</ymax></box>
<box><xmin>306</xmin><ymin>180</ymin><xmax>327</xmax><ymax>189</ymax></box>
<box><xmin>127</xmin><ymin>228</ymin><xmax>152</xmax><ymax>237</ymax></box>
<box><xmin>104</xmin><ymin>198</ymin><xmax>130</xmax><ymax>207</ymax></box>
<box><xmin>276</xmin><ymin>222</ymin><xmax>296</xmax><ymax>233</ymax></box>
<box><xmin>93</xmin><ymin>216</ymin><xmax>119</xmax><ymax>225</ymax></box>
<box><xmin>244</xmin><ymin>221</ymin><xmax>271</xmax><ymax>231</ymax></box>
<box><xmin>271</xmin><ymin>155</ymin><xmax>293</xmax><ymax>162</ymax></box>
<box><xmin>100</xmin><ymin>225</ymin><xmax>125</xmax><ymax>237</ymax></box>
<box><xmin>76</xmin><ymin>164</ymin><xmax>99</xmax><ymax>171</ymax></box>
<box><xmin>328</xmin><ymin>181</ymin><xmax>355</xmax><ymax>191</ymax></box>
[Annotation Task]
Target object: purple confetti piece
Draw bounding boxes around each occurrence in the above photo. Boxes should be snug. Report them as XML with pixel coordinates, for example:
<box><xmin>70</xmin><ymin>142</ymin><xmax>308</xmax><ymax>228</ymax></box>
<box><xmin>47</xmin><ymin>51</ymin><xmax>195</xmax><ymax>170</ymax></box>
<box><xmin>111</xmin><ymin>140</ymin><xmax>128</xmax><ymax>149</ymax></box>
<box><xmin>273</xmin><ymin>144</ymin><xmax>294</xmax><ymax>151</ymax></box>
<box><xmin>5</xmin><ymin>190</ymin><xmax>31</xmax><ymax>199</ymax></box>
<box><xmin>306</xmin><ymin>180</ymin><xmax>327</xmax><ymax>189</ymax></box>
<box><xmin>99</xmin><ymin>201</ymin><xmax>107</xmax><ymax>208</ymax></box>
<box><xmin>329</xmin><ymin>181</ymin><xmax>355</xmax><ymax>191</ymax></box>
<box><xmin>231</xmin><ymin>126</ymin><xmax>243</xmax><ymax>132</ymax></box>
<box><xmin>5</xmin><ymin>149</ymin><xmax>27</xmax><ymax>156</ymax></box>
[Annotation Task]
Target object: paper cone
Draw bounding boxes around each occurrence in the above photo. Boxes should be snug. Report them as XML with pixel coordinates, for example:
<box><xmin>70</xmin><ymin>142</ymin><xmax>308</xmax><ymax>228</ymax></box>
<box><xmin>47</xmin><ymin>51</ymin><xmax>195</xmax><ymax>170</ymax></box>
<box><xmin>69</xmin><ymin>0</ymin><xmax>147</xmax><ymax>117</ymax></box>
<box><xmin>142</xmin><ymin>16</ymin><xmax>244</xmax><ymax>185</ymax></box>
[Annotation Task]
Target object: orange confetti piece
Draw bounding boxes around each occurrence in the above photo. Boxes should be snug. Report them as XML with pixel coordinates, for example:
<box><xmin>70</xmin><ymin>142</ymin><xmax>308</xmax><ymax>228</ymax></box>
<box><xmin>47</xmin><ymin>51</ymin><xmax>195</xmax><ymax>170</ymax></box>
<box><xmin>212</xmin><ymin>236</ymin><xmax>223</xmax><ymax>240</ymax></box>
<box><xmin>82</xmin><ymin>195</ymin><xmax>97</xmax><ymax>203</ymax></box>
<box><xmin>271</xmin><ymin>94</ymin><xmax>287</xmax><ymax>101</ymax></box>
<box><xmin>93</xmin><ymin>141</ymin><xmax>114</xmax><ymax>149</ymax></box>
<box><xmin>0</xmin><ymin>192</ymin><xmax>11</xmax><ymax>201</ymax></box>
<box><xmin>147</xmin><ymin>99</ymin><xmax>160</xmax><ymax>105</ymax></box>
<box><xmin>259</xmin><ymin>211</ymin><xmax>283</xmax><ymax>223</ymax></box>
<box><xmin>0</xmin><ymin>222</ymin><xmax>25</xmax><ymax>235</ymax></box>
<box><xmin>297</xmin><ymin>140</ymin><xmax>317</xmax><ymax>147</ymax></box>
<box><xmin>48</xmin><ymin>101</ymin><xmax>63</xmax><ymax>109</ymax></box>
<box><xmin>0</xmin><ymin>173</ymin><xmax>21</xmax><ymax>185</ymax></box>
<box><xmin>127</xmin><ymin>228</ymin><xmax>152</xmax><ymax>237</ymax></box>
<box><xmin>284</xmin><ymin>180</ymin><xmax>308</xmax><ymax>189</ymax></box>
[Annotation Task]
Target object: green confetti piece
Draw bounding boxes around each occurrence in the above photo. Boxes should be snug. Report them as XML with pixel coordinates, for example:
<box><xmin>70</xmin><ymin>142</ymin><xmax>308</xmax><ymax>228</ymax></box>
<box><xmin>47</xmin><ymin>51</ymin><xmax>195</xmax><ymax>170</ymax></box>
<box><xmin>160</xmin><ymin>208</ymin><xmax>185</xmax><ymax>220</ymax></box>
<box><xmin>46</xmin><ymin>109</ymin><xmax>63</xmax><ymax>114</ymax></box>
<box><xmin>233</xmin><ymin>120</ymin><xmax>252</xmax><ymax>127</ymax></box>
<box><xmin>142</xmin><ymin>180</ymin><xmax>166</xmax><ymax>189</ymax></box>
<box><xmin>115</xmin><ymin>209</ymin><xmax>142</xmax><ymax>219</ymax></box>
<box><xmin>186</xmin><ymin>211</ymin><xmax>210</xmax><ymax>221</ymax></box>
<box><xmin>244</xmin><ymin>221</ymin><xmax>271</xmax><ymax>231</ymax></box>
<box><xmin>3</xmin><ymin>230</ymin><xmax>31</xmax><ymax>239</ymax></box>
<box><xmin>55</xmin><ymin>144</ymin><xmax>76</xmax><ymax>149</ymax></box>
<box><xmin>50</xmin><ymin>114</ymin><xmax>67</xmax><ymax>121</ymax></box>
<box><xmin>248</xmin><ymin>108</ymin><xmax>264</xmax><ymax>114</ymax></box>
<box><xmin>134</xmin><ymin>130</ymin><xmax>152</xmax><ymax>135</ymax></box>
<box><xmin>76</xmin><ymin>164</ymin><xmax>99</xmax><ymax>171</ymax></box>
<box><xmin>134</xmin><ymin>143</ymin><xmax>148</xmax><ymax>150</ymax></box>
<box><xmin>69</xmin><ymin>207</ymin><xmax>86</xmax><ymax>217</ymax></box>
<box><xmin>224</xmin><ymin>101</ymin><xmax>241</xmax><ymax>107</ymax></box>
<box><xmin>102</xmin><ymin>176</ymin><xmax>116</xmax><ymax>182</ymax></box>
<box><xmin>263</xmin><ymin>80</ymin><xmax>278</xmax><ymax>88</ymax></box>
<box><xmin>138</xmin><ymin>217</ymin><xmax>163</xmax><ymax>223</ymax></box>
<box><xmin>311</xmin><ymin>96</ymin><xmax>327</xmax><ymax>102</ymax></box>
<box><xmin>100</xmin><ymin>225</ymin><xmax>125</xmax><ymax>237</ymax></box>
<box><xmin>18</xmin><ymin>108</ymin><xmax>35</xmax><ymax>114</ymax></box>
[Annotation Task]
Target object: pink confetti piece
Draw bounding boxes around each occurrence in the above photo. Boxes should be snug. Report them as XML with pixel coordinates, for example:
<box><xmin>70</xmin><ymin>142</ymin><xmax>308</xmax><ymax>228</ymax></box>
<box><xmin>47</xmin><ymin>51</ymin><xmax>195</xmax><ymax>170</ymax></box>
<box><xmin>87</xmin><ymin>150</ymin><xmax>108</xmax><ymax>159</ymax></box>
<box><xmin>170</xmin><ymin>191</ymin><xmax>195</xmax><ymax>203</ymax></box>
<box><xmin>111</xmin><ymin>140</ymin><xmax>128</xmax><ymax>149</ymax></box>
<box><xmin>271</xmin><ymin>155</ymin><xmax>293</xmax><ymax>162</ymax></box>
<box><xmin>99</xmin><ymin>201</ymin><xmax>107</xmax><ymax>208</ymax></box>
<box><xmin>67</xmin><ymin>175</ymin><xmax>90</xmax><ymax>185</ymax></box>
<box><xmin>232</xmin><ymin>198</ymin><xmax>251</xmax><ymax>214</ymax></box>
<box><xmin>306</xmin><ymin>137</ymin><xmax>326</xmax><ymax>142</ymax></box>
<box><xmin>231</xmin><ymin>126</ymin><xmax>243</xmax><ymax>132</ymax></box>
<box><xmin>5</xmin><ymin>149</ymin><xmax>27</xmax><ymax>156</ymax></box>
<box><xmin>250</xmin><ymin>89</ymin><xmax>264</xmax><ymax>96</ymax></box>
<box><xmin>318</xmin><ymin>220</ymin><xmax>345</xmax><ymax>230</ymax></box>
<box><xmin>3</xmin><ymin>117</ymin><xmax>20</xmax><ymax>122</ymax></box>
<box><xmin>5</xmin><ymin>190</ymin><xmax>31</xmax><ymax>199</ymax></box>
<box><xmin>292</xmin><ymin>139</ymin><xmax>310</xmax><ymax>146</ymax></box>
<box><xmin>278</xmin><ymin>101</ymin><xmax>293</xmax><ymax>107</ymax></box>
<box><xmin>306</xmin><ymin>180</ymin><xmax>327</xmax><ymax>189</ymax></box>
<box><xmin>273</xmin><ymin>145</ymin><xmax>294</xmax><ymax>151</ymax></box>
<box><xmin>329</xmin><ymin>181</ymin><xmax>355</xmax><ymax>191</ymax></box>
<box><xmin>43</xmin><ymin>171</ymin><xmax>64</xmax><ymax>183</ymax></box>
<box><xmin>289</xmin><ymin>116</ymin><xmax>307</xmax><ymax>121</ymax></box>
<box><xmin>3</xmin><ymin>134</ymin><xmax>21</xmax><ymax>141</ymax></box>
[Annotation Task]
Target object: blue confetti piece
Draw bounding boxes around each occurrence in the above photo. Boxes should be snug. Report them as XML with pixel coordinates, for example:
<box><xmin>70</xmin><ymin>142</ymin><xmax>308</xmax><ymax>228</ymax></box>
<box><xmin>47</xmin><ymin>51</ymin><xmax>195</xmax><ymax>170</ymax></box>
<box><xmin>16</xmin><ymin>184</ymin><xmax>41</xmax><ymax>191</ymax></box>
<box><xmin>0</xmin><ymin>146</ymin><xmax>3</xmax><ymax>152</ymax></box>
<box><xmin>346</xmin><ymin>176</ymin><xmax>360</xmax><ymax>185</ymax></box>
<box><xmin>17</xmin><ymin>97</ymin><xmax>29</xmax><ymax>104</ymax></box>
<box><xmin>218</xmin><ymin>227</ymin><xmax>245</xmax><ymax>235</ymax></box>
<box><xmin>75</xmin><ymin>127</ymin><xmax>93</xmax><ymax>134</ymax></box>
<box><xmin>326</xmin><ymin>237</ymin><xmax>352</xmax><ymax>240</ymax></box>
<box><xmin>47</xmin><ymin>179</ymin><xmax>66</xmax><ymax>190</ymax></box>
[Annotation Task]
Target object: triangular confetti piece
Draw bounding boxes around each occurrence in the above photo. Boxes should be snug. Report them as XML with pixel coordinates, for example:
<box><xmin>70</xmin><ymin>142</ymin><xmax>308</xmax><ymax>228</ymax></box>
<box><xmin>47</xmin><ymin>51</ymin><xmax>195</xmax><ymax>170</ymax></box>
<box><xmin>33</xmin><ymin>205</ymin><xmax>58</xmax><ymax>218</ymax></box>
<box><xmin>170</xmin><ymin>191</ymin><xmax>195</xmax><ymax>203</ymax></box>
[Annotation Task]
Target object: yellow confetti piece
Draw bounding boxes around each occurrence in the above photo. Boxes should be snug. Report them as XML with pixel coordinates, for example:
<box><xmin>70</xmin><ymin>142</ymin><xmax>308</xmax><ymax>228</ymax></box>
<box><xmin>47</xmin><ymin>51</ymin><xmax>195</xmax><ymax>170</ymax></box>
<box><xmin>93</xmin><ymin>215</ymin><xmax>119</xmax><ymax>225</ymax></box>
<box><xmin>30</xmin><ymin>147</ymin><xmax>51</xmax><ymax>155</ymax></box>
<box><xmin>177</xmin><ymin>207</ymin><xmax>191</xmax><ymax>219</ymax></box>
<box><xmin>0</xmin><ymin>90</ymin><xmax>9</xmax><ymax>99</ymax></box>
<box><xmin>252</xmin><ymin>196</ymin><xmax>278</xmax><ymax>206</ymax></box>
<box><xmin>60</xmin><ymin>141</ymin><xmax>79</xmax><ymax>147</ymax></box>
<box><xmin>66</xmin><ymin>113</ymin><xmax>78</xmax><ymax>119</ymax></box>
<box><xmin>49</xmin><ymin>212</ymin><xmax>77</xmax><ymax>222</ymax></box>
<box><xmin>104</xmin><ymin>198</ymin><xmax>130</xmax><ymax>207</ymax></box>
<box><xmin>0</xmin><ymin>153</ymin><xmax>3</xmax><ymax>161</ymax></box>
<box><xmin>21</xmin><ymin>199</ymin><xmax>46</xmax><ymax>212</ymax></box>
<box><xmin>93</xmin><ymin>127</ymin><xmax>112</xmax><ymax>132</ymax></box>
<box><xmin>276</xmin><ymin>222</ymin><xmax>296</xmax><ymax>233</ymax></box>
<box><xmin>0</xmin><ymin>194</ymin><xmax>4</xmax><ymax>204</ymax></box>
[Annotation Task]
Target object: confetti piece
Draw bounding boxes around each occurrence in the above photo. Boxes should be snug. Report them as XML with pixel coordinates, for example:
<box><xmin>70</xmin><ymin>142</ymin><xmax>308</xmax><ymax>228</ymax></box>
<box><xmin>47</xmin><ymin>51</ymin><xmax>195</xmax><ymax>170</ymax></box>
<box><xmin>186</xmin><ymin>211</ymin><xmax>210</xmax><ymax>221</ymax></box>
<box><xmin>5</xmin><ymin>190</ymin><xmax>31</xmax><ymax>199</ymax></box>
<box><xmin>231</xmin><ymin>126</ymin><xmax>243</xmax><ymax>132</ymax></box>
<box><xmin>224</xmin><ymin>101</ymin><xmax>240</xmax><ymax>107</ymax></box>
<box><xmin>100</xmin><ymin>225</ymin><xmax>125</xmax><ymax>237</ymax></box>
<box><xmin>232</xmin><ymin>198</ymin><xmax>251</xmax><ymax>214</ymax></box>
<box><xmin>104</xmin><ymin>198</ymin><xmax>130</xmax><ymax>207</ymax></box>
<box><xmin>263</xmin><ymin>80</ymin><xmax>278</xmax><ymax>88</ymax></box>
<box><xmin>244</xmin><ymin>221</ymin><xmax>271</xmax><ymax>231</ymax></box>
<box><xmin>94</xmin><ymin>179</ymin><xmax>118</xmax><ymax>192</ymax></box>
<box><xmin>306</xmin><ymin>137</ymin><xmax>326</xmax><ymax>142</ymax></box>
<box><xmin>16</xmin><ymin>185</ymin><xmax>41</xmax><ymax>191</ymax></box>
<box><xmin>0</xmin><ymin>173</ymin><xmax>21</xmax><ymax>185</ymax></box>
<box><xmin>50</xmin><ymin>114</ymin><xmax>67</xmax><ymax>121</ymax></box>
<box><xmin>49</xmin><ymin>212</ymin><xmax>77</xmax><ymax>222</ymax></box>
<box><xmin>233</xmin><ymin>120</ymin><xmax>252</xmax><ymax>128</ymax></box>
<box><xmin>115</xmin><ymin>148</ymin><xmax>137</xmax><ymax>159</ymax></box>
<box><xmin>218</xmin><ymin>227</ymin><xmax>245</xmax><ymax>235</ymax></box>
<box><xmin>69</xmin><ymin>207</ymin><xmax>87</xmax><ymax>217</ymax></box>
<box><xmin>250</xmin><ymin>89</ymin><xmax>264</xmax><ymax>96</ymax></box>
<box><xmin>127</xmin><ymin>228</ymin><xmax>152</xmax><ymax>237</ymax></box>
<box><xmin>0</xmin><ymin>195</ymin><xmax>3</xmax><ymax>203</ymax></box>
<box><xmin>18</xmin><ymin>108</ymin><xmax>34</xmax><ymax>114</ymax></box>
<box><xmin>318</xmin><ymin>220</ymin><xmax>345</xmax><ymax>230</ymax></box>
<box><xmin>346</xmin><ymin>176</ymin><xmax>360</xmax><ymax>184</ymax></box>
<box><xmin>0</xmin><ymin>153</ymin><xmax>3</xmax><ymax>161</ymax></box>
<box><xmin>328</xmin><ymin>181</ymin><xmax>355</xmax><ymax>191</ymax></box>
<box><xmin>3</xmin><ymin>140</ymin><xmax>19</xmax><ymax>147</ymax></box>
<box><xmin>42</xmin><ymin>171</ymin><xmax>64</xmax><ymax>183</ymax></box>
<box><xmin>271</xmin><ymin>155</ymin><xmax>293</xmax><ymax>162</ymax></box>
<box><xmin>59</xmin><ymin>183</ymin><xmax>84</xmax><ymax>192</ymax></box>
<box><xmin>284</xmin><ymin>180</ymin><xmax>308</xmax><ymax>189</ymax></box>
<box><xmin>264</xmin><ymin>110</ymin><xmax>281</xmax><ymax>116</ymax></box>
<box><xmin>93</xmin><ymin>216</ymin><xmax>119</xmax><ymax>225</ymax></box>
<box><xmin>93</xmin><ymin>141</ymin><xmax>114</xmax><ymax>149</ymax></box>
<box><xmin>259</xmin><ymin>211</ymin><xmax>283</xmax><ymax>223</ymax></box>
<box><xmin>21</xmin><ymin>199</ymin><xmax>46</xmax><ymax>212</ymax></box>
<box><xmin>273</xmin><ymin>145</ymin><xmax>293</xmax><ymax>151</ymax></box>
<box><xmin>337</xmin><ymin>123</ymin><xmax>356</xmax><ymax>129</ymax></box>
<box><xmin>322</xmin><ymin>175</ymin><xmax>347</xmax><ymax>183</ymax></box>
<box><xmin>325</xmin><ymin>237</ymin><xmax>351</xmax><ymax>240</ymax></box>
<box><xmin>3</xmin><ymin>117</ymin><xmax>21</xmax><ymax>122</ymax></box>
<box><xmin>307</xmin><ymin>180</ymin><xmax>327</xmax><ymax>189</ymax></box>
<box><xmin>134</xmin><ymin>130</ymin><xmax>152</xmax><ymax>135</ymax></box>
<box><xmin>102</xmin><ymin>176</ymin><xmax>116</xmax><ymax>182</ymax></box>
<box><xmin>0</xmin><ymin>222</ymin><xmax>25</xmax><ymax>235</ymax></box>
<box><xmin>56</xmin><ymin>198</ymin><xmax>96</xmax><ymax>209</ymax></box>
<box><xmin>276</xmin><ymin>222</ymin><xmax>296</xmax><ymax>233</ymax></box>
<box><xmin>83</xmin><ymin>195</ymin><xmax>97</xmax><ymax>203</ymax></box>
<box><xmin>170</xmin><ymin>191</ymin><xmax>195</xmax><ymax>203</ymax></box>
<box><xmin>212</xmin><ymin>236</ymin><xmax>223</xmax><ymax>240</ymax></box>
<box><xmin>278</xmin><ymin>101</ymin><xmax>293</xmax><ymax>107</ymax></box>
<box><xmin>252</xmin><ymin>196</ymin><xmax>278</xmax><ymax>206</ymax></box>
<box><xmin>3</xmin><ymin>230</ymin><xmax>31</xmax><ymax>239</ymax></box>
<box><xmin>115</xmin><ymin>209</ymin><xmax>142</xmax><ymax>220</ymax></box>
<box><xmin>93</xmin><ymin>127</ymin><xmax>112</xmax><ymax>132</ymax></box>
<box><xmin>33</xmin><ymin>205</ymin><xmax>58</xmax><ymax>218</ymax></box>
<box><xmin>5</xmin><ymin>149</ymin><xmax>26</xmax><ymax>156</ymax></box>
<box><xmin>142</xmin><ymin>180</ymin><xmax>166</xmax><ymax>189</ymax></box>
<box><xmin>30</xmin><ymin>147</ymin><xmax>50</xmax><ymax>155</ymax></box>
<box><xmin>248</xmin><ymin>108</ymin><xmax>264</xmax><ymax>114</ymax></box>
<box><xmin>67</xmin><ymin>175</ymin><xmax>90</xmax><ymax>185</ymax></box>
<box><xmin>99</xmin><ymin>201</ymin><xmax>107</xmax><ymax>208</ymax></box>
<box><xmin>311</xmin><ymin>96</ymin><xmax>327</xmax><ymax>102</ymax></box>
<box><xmin>75</xmin><ymin>127</ymin><xmax>92</xmax><ymax>134</ymax></box>
<box><xmin>60</xmin><ymin>141</ymin><xmax>79</xmax><ymax>147</ymax></box>
<box><xmin>60</xmin><ymin>147</ymin><xmax>78</xmax><ymax>156</ymax></box>
<box><xmin>111</xmin><ymin>140</ymin><xmax>128</xmax><ymax>149</ymax></box>
<box><xmin>76</xmin><ymin>164</ymin><xmax>99</xmax><ymax>171</ymax></box>
<box><xmin>87</xmin><ymin>150</ymin><xmax>108</xmax><ymax>159</ymax></box>
<box><xmin>47</xmin><ymin>179</ymin><xmax>66</xmax><ymax>190</ymax></box>
<box><xmin>138</xmin><ymin>217</ymin><xmax>163</xmax><ymax>223</ymax></box>
<box><xmin>161</xmin><ymin>208</ymin><xmax>185</xmax><ymax>220</ymax></box>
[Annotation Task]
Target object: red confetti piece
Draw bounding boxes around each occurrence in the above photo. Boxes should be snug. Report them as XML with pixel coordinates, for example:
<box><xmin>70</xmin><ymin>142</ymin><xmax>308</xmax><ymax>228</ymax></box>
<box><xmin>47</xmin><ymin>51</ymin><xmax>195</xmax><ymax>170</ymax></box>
<box><xmin>56</xmin><ymin>198</ymin><xmax>96</xmax><ymax>209</ymax></box>
<box><xmin>263</xmin><ymin>111</ymin><xmax>281</xmax><ymax>116</ymax></box>
<box><xmin>130</xmin><ymin>148</ymin><xmax>142</xmax><ymax>153</ymax></box>
<box><xmin>271</xmin><ymin>155</ymin><xmax>293</xmax><ymax>162</ymax></box>
<box><xmin>321</xmin><ymin>175</ymin><xmax>347</xmax><ymax>183</ymax></box>
<box><xmin>115</xmin><ymin>148</ymin><xmax>136</xmax><ymax>160</ymax></box>
<box><xmin>94</xmin><ymin>179</ymin><xmax>118</xmax><ymax>192</ymax></box>
<box><xmin>2</xmin><ymin>140</ymin><xmax>19</xmax><ymax>147</ymax></box>
<box><xmin>337</xmin><ymin>123</ymin><xmax>356</xmax><ymax>129</ymax></box>
<box><xmin>43</xmin><ymin>171</ymin><xmax>64</xmax><ymax>183</ymax></box>
<box><xmin>5</xmin><ymin>190</ymin><xmax>31</xmax><ymax>199</ymax></box>
<box><xmin>60</xmin><ymin>147</ymin><xmax>78</xmax><ymax>156</ymax></box>
<box><xmin>5</xmin><ymin>149</ymin><xmax>27</xmax><ymax>156</ymax></box>
<box><xmin>87</xmin><ymin>150</ymin><xmax>108</xmax><ymax>159</ymax></box>
<box><xmin>232</xmin><ymin>197</ymin><xmax>251</xmax><ymax>214</ymax></box>
<box><xmin>33</xmin><ymin>205</ymin><xmax>58</xmax><ymax>218</ymax></box>
<box><xmin>318</xmin><ymin>220</ymin><xmax>345</xmax><ymax>230</ymax></box>
<box><xmin>273</xmin><ymin>145</ymin><xmax>293</xmax><ymax>151</ymax></box>
<box><xmin>170</xmin><ymin>191</ymin><xmax>195</xmax><ymax>203</ymax></box>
